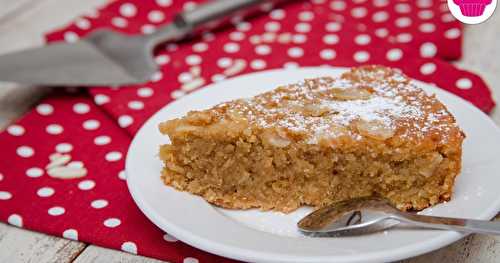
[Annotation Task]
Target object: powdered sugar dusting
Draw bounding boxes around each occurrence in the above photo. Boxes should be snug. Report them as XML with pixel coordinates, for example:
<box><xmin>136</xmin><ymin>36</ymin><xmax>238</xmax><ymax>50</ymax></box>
<box><xmin>214</xmin><ymin>66</ymin><xmax>458</xmax><ymax>144</ymax></box>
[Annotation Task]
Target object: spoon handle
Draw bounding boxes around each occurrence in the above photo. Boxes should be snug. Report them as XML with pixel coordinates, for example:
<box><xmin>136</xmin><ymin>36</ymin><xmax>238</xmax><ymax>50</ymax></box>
<box><xmin>397</xmin><ymin>213</ymin><xmax>500</xmax><ymax>235</ymax></box>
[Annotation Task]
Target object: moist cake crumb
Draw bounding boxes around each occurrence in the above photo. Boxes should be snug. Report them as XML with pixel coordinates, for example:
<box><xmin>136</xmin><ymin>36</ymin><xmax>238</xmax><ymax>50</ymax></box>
<box><xmin>159</xmin><ymin>65</ymin><xmax>465</xmax><ymax>212</ymax></box>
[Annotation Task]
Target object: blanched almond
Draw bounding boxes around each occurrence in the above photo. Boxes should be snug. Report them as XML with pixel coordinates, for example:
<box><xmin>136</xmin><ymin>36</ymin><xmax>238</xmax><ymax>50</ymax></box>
<box><xmin>355</xmin><ymin>119</ymin><xmax>395</xmax><ymax>140</ymax></box>
<box><xmin>47</xmin><ymin>166</ymin><xmax>87</xmax><ymax>179</ymax></box>
<box><xmin>46</xmin><ymin>154</ymin><xmax>71</xmax><ymax>170</ymax></box>
<box><xmin>331</xmin><ymin>88</ymin><xmax>372</xmax><ymax>100</ymax></box>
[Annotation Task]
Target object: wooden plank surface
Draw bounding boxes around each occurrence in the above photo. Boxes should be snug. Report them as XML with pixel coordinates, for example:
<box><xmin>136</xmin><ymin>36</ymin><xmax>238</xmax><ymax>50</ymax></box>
<box><xmin>0</xmin><ymin>0</ymin><xmax>499</xmax><ymax>262</ymax></box>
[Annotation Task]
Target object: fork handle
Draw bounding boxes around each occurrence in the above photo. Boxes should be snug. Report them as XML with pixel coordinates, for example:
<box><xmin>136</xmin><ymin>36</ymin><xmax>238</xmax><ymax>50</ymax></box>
<box><xmin>397</xmin><ymin>213</ymin><xmax>500</xmax><ymax>235</ymax></box>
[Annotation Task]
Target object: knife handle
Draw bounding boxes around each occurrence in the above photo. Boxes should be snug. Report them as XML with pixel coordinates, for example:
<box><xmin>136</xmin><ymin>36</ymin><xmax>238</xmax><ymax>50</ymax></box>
<box><xmin>148</xmin><ymin>0</ymin><xmax>282</xmax><ymax>45</ymax></box>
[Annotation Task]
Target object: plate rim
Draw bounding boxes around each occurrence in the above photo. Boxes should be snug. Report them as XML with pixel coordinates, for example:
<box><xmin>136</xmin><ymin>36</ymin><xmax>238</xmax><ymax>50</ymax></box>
<box><xmin>126</xmin><ymin>67</ymin><xmax>500</xmax><ymax>263</ymax></box>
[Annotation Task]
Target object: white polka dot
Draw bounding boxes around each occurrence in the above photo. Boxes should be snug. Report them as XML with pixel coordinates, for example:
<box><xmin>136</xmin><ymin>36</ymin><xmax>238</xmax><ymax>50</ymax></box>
<box><xmin>417</xmin><ymin>0</ymin><xmax>433</xmax><ymax>8</ymax></box>
<box><xmin>178</xmin><ymin>72</ymin><xmax>193</xmax><ymax>83</ymax></box>
<box><xmin>211</xmin><ymin>74</ymin><xmax>225</xmax><ymax>82</ymax></box>
<box><xmin>250</xmin><ymin>59</ymin><xmax>266</xmax><ymax>70</ymax></box>
<box><xmin>418</xmin><ymin>10</ymin><xmax>434</xmax><ymax>20</ymax></box>
<box><xmin>192</xmin><ymin>43</ymin><xmax>208</xmax><ymax>53</ymax></box>
<box><xmin>55</xmin><ymin>143</ymin><xmax>73</xmax><ymax>153</ymax></box>
<box><xmin>73</xmin><ymin>103</ymin><xmax>90</xmax><ymax>114</ymax></box>
<box><xmin>265</xmin><ymin>21</ymin><xmax>281</xmax><ymax>32</ymax></box>
<box><xmin>236</xmin><ymin>22</ymin><xmax>251</xmax><ymax>31</ymax></box>
<box><xmin>223</xmin><ymin>43</ymin><xmax>239</xmax><ymax>53</ymax></box>
<box><xmin>48</xmin><ymin>206</ymin><xmax>65</xmax><ymax>216</ymax></box>
<box><xmin>441</xmin><ymin>13</ymin><xmax>455</xmax><ymax>23</ymax></box>
<box><xmin>0</xmin><ymin>191</ymin><xmax>12</xmax><ymax>200</ymax></box>
<box><xmin>83</xmin><ymin>119</ymin><xmax>100</xmax><ymax>130</ymax></box>
<box><xmin>354</xmin><ymin>34</ymin><xmax>371</xmax><ymax>45</ymax></box>
<box><xmin>8</xmin><ymin>214</ymin><xmax>23</xmax><ymax>227</ymax></box>
<box><xmin>0</xmin><ymin>173</ymin><xmax>3</xmax><ymax>181</ymax></box>
<box><xmin>295</xmin><ymin>22</ymin><xmax>311</xmax><ymax>33</ymax></box>
<box><xmin>270</xmin><ymin>9</ymin><xmax>285</xmax><ymax>20</ymax></box>
<box><xmin>94</xmin><ymin>94</ymin><xmax>110</xmax><ymax>105</ymax></box>
<box><xmin>373</xmin><ymin>0</ymin><xmax>389</xmax><ymax>7</ymax></box>
<box><xmin>395</xmin><ymin>17</ymin><xmax>412</xmax><ymax>28</ymax></box>
<box><xmin>375</xmin><ymin>28</ymin><xmax>389</xmax><ymax>38</ymax></box>
<box><xmin>16</xmin><ymin>146</ymin><xmax>34</xmax><ymax>158</ymax></box>
<box><xmin>118</xmin><ymin>170</ymin><xmax>126</xmax><ymax>180</ymax></box>
<box><xmin>151</xmin><ymin>71</ymin><xmax>163</xmax><ymax>82</ymax></box>
<box><xmin>202</xmin><ymin>32</ymin><xmax>215</xmax><ymax>41</ymax></box>
<box><xmin>351</xmin><ymin>7</ymin><xmax>367</xmax><ymax>18</ymax></box>
<box><xmin>156</xmin><ymin>0</ymin><xmax>172</xmax><ymax>7</ymax></box>
<box><xmin>78</xmin><ymin>180</ymin><xmax>96</xmax><ymax>190</ymax></box>
<box><xmin>420</xmin><ymin>42</ymin><xmax>437</xmax><ymax>58</ymax></box>
<box><xmin>394</xmin><ymin>3</ymin><xmax>411</xmax><ymax>13</ymax></box>
<box><xmin>63</xmin><ymin>229</ymin><xmax>78</xmax><ymax>240</ymax></box>
<box><xmin>445</xmin><ymin>28</ymin><xmax>461</xmax><ymax>39</ymax></box>
<box><xmin>163</xmin><ymin>233</ymin><xmax>178</xmax><ymax>242</ymax></box>
<box><xmin>170</xmin><ymin>90</ymin><xmax>185</xmax><ymax>99</ymax></box>
<box><xmin>183</xmin><ymin>257</ymin><xmax>199</xmax><ymax>263</ymax></box>
<box><xmin>141</xmin><ymin>24</ymin><xmax>155</xmax><ymax>34</ymax></box>
<box><xmin>37</xmin><ymin>104</ymin><xmax>54</xmax><ymax>116</ymax></box>
<box><xmin>64</xmin><ymin>32</ymin><xmax>79</xmax><ymax>43</ymax></box>
<box><xmin>91</xmin><ymin>199</ymin><xmax>108</xmax><ymax>209</ymax></box>
<box><xmin>283</xmin><ymin>62</ymin><xmax>299</xmax><ymax>69</ymax></box>
<box><xmin>148</xmin><ymin>10</ymin><xmax>165</xmax><ymax>23</ymax></box>
<box><xmin>255</xmin><ymin>45</ymin><xmax>271</xmax><ymax>55</ymax></box>
<box><xmin>386</xmin><ymin>49</ymin><xmax>403</xmax><ymax>61</ymax></box>
<box><xmin>420</xmin><ymin>63</ymin><xmax>437</xmax><ymax>75</ymax></box>
<box><xmin>353</xmin><ymin>51</ymin><xmax>370</xmax><ymax>63</ymax></box>
<box><xmin>127</xmin><ymin>101</ymin><xmax>144</xmax><ymax>110</ymax></box>
<box><xmin>330</xmin><ymin>0</ymin><xmax>346</xmax><ymax>11</ymax></box>
<box><xmin>456</xmin><ymin>78</ymin><xmax>473</xmax><ymax>89</ymax></box>
<box><xmin>104</xmin><ymin>218</ymin><xmax>121</xmax><ymax>228</ymax></box>
<box><xmin>229</xmin><ymin>32</ymin><xmax>245</xmax><ymax>42</ymax></box>
<box><xmin>121</xmin><ymin>241</ymin><xmax>137</xmax><ymax>254</ymax></box>
<box><xmin>419</xmin><ymin>23</ymin><xmax>436</xmax><ymax>33</ymax></box>
<box><xmin>217</xmin><ymin>57</ymin><xmax>233</xmax><ymax>68</ymax></box>
<box><xmin>137</xmin><ymin>87</ymin><xmax>153</xmax><ymax>97</ymax></box>
<box><xmin>37</xmin><ymin>187</ymin><xmax>55</xmax><ymax>197</ymax></box>
<box><xmin>288</xmin><ymin>47</ymin><xmax>304</xmax><ymax>58</ymax></box>
<box><xmin>105</xmin><ymin>151</ymin><xmax>122</xmax><ymax>162</ymax></box>
<box><xmin>292</xmin><ymin>34</ymin><xmax>307</xmax><ymax>44</ymax></box>
<box><xmin>67</xmin><ymin>161</ymin><xmax>83</xmax><ymax>169</ymax></box>
<box><xmin>75</xmin><ymin>18</ymin><xmax>91</xmax><ymax>30</ymax></box>
<box><xmin>372</xmin><ymin>11</ymin><xmax>389</xmax><ymax>22</ymax></box>
<box><xmin>155</xmin><ymin>55</ymin><xmax>170</xmax><ymax>65</ymax></box>
<box><xmin>323</xmin><ymin>34</ymin><xmax>339</xmax><ymax>45</ymax></box>
<box><xmin>320</xmin><ymin>49</ymin><xmax>336</xmax><ymax>60</ymax></box>
<box><xmin>185</xmin><ymin>54</ymin><xmax>202</xmax><ymax>66</ymax></box>
<box><xmin>298</xmin><ymin>11</ymin><xmax>314</xmax><ymax>21</ymax></box>
<box><xmin>26</xmin><ymin>167</ymin><xmax>43</xmax><ymax>178</ymax></box>
<box><xmin>46</xmin><ymin>124</ymin><xmax>63</xmax><ymax>135</ymax></box>
<box><xmin>118</xmin><ymin>115</ymin><xmax>133</xmax><ymax>128</ymax></box>
<box><xmin>7</xmin><ymin>125</ymin><xmax>25</xmax><ymax>136</ymax></box>
<box><xmin>183</xmin><ymin>1</ymin><xmax>197</xmax><ymax>11</ymax></box>
<box><xmin>120</xmin><ymin>3</ymin><xmax>137</xmax><ymax>17</ymax></box>
<box><xmin>111</xmin><ymin>17</ymin><xmax>128</xmax><ymax>28</ymax></box>
<box><xmin>325</xmin><ymin>22</ymin><xmax>341</xmax><ymax>32</ymax></box>
<box><xmin>396</xmin><ymin>33</ymin><xmax>413</xmax><ymax>43</ymax></box>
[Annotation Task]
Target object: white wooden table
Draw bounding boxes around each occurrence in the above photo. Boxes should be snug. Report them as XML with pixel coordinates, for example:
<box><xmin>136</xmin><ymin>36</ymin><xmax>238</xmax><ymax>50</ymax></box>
<box><xmin>0</xmin><ymin>1</ymin><xmax>499</xmax><ymax>262</ymax></box>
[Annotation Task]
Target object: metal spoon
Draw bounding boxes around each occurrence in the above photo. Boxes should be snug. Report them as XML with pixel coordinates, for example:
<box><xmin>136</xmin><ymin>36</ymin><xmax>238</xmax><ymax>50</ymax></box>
<box><xmin>297</xmin><ymin>196</ymin><xmax>500</xmax><ymax>237</ymax></box>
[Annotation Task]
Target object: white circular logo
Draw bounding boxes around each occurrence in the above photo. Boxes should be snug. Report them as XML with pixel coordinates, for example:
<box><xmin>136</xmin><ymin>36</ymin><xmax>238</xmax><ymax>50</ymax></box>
<box><xmin>448</xmin><ymin>0</ymin><xmax>497</xmax><ymax>24</ymax></box>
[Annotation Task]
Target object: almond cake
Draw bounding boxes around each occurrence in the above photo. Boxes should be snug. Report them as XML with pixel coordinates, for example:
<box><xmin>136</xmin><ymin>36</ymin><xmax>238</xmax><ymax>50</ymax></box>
<box><xmin>158</xmin><ymin>65</ymin><xmax>464</xmax><ymax>213</ymax></box>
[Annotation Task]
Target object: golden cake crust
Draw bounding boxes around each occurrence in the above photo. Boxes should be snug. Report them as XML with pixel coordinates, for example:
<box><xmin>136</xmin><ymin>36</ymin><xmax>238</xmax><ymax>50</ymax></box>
<box><xmin>159</xmin><ymin>65</ymin><xmax>465</xmax><ymax>212</ymax></box>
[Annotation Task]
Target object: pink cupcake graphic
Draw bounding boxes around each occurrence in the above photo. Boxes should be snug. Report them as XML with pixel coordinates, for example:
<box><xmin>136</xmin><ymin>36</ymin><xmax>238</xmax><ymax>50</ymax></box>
<box><xmin>453</xmin><ymin>0</ymin><xmax>492</xmax><ymax>16</ymax></box>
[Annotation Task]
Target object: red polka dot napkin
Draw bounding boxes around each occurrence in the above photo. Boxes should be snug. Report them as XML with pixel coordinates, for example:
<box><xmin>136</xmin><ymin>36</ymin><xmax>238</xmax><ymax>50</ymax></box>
<box><xmin>0</xmin><ymin>0</ymin><xmax>495</xmax><ymax>263</ymax></box>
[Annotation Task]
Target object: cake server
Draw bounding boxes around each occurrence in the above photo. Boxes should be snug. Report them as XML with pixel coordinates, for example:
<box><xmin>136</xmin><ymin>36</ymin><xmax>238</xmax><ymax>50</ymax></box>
<box><xmin>0</xmin><ymin>0</ymin><xmax>278</xmax><ymax>86</ymax></box>
<box><xmin>298</xmin><ymin>196</ymin><xmax>500</xmax><ymax>236</ymax></box>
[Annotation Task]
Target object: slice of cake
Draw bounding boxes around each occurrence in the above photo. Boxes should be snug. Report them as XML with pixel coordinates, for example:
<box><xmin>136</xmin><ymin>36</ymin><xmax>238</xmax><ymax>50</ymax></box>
<box><xmin>159</xmin><ymin>65</ymin><xmax>464</xmax><ymax>213</ymax></box>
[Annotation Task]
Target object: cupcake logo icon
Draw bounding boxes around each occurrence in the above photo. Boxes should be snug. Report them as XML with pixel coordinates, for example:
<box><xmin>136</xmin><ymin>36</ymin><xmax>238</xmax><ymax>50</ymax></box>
<box><xmin>448</xmin><ymin>0</ymin><xmax>497</xmax><ymax>24</ymax></box>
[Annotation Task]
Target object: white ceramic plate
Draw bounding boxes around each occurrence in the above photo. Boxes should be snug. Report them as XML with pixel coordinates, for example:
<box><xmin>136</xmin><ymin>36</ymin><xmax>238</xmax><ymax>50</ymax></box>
<box><xmin>126</xmin><ymin>67</ymin><xmax>500</xmax><ymax>263</ymax></box>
